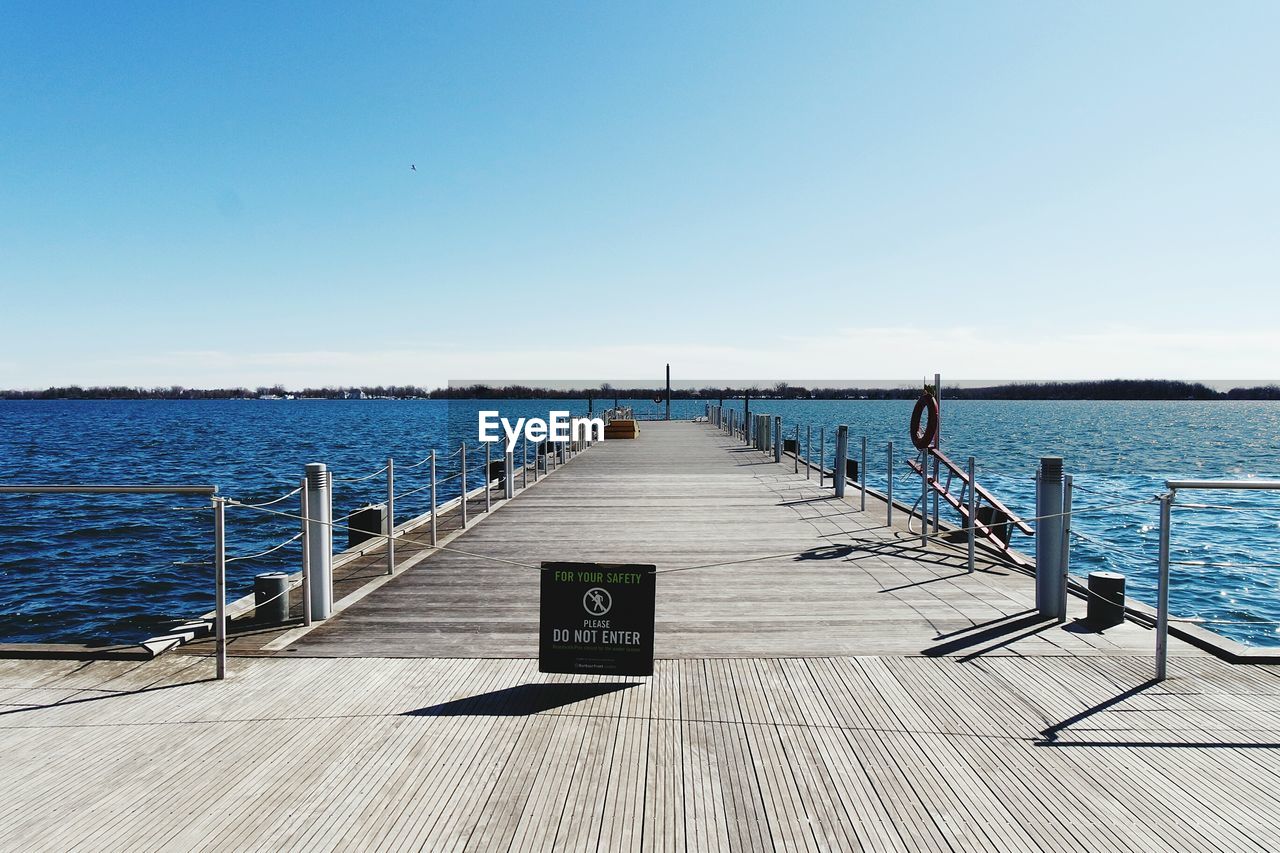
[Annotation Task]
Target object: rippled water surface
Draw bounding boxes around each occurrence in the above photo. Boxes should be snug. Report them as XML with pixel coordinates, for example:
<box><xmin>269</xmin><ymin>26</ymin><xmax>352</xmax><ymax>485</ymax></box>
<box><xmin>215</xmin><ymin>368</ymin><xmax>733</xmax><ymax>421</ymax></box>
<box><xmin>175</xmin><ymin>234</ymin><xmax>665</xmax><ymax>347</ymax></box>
<box><xmin>1</xmin><ymin>399</ymin><xmax>1278</xmax><ymax>646</ymax></box>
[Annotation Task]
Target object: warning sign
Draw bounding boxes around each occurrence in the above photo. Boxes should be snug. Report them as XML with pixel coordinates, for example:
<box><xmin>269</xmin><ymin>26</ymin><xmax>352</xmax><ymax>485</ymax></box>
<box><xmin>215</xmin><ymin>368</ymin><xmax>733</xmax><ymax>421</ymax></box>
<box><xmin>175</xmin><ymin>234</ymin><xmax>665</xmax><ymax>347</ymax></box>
<box><xmin>539</xmin><ymin>561</ymin><xmax>656</xmax><ymax>676</ymax></box>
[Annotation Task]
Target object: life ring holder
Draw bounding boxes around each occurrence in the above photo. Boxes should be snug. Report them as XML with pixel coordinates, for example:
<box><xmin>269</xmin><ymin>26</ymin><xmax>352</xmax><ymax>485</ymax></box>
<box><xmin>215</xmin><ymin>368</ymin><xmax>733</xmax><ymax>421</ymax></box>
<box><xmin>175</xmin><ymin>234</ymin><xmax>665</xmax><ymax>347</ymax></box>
<box><xmin>910</xmin><ymin>393</ymin><xmax>939</xmax><ymax>451</ymax></box>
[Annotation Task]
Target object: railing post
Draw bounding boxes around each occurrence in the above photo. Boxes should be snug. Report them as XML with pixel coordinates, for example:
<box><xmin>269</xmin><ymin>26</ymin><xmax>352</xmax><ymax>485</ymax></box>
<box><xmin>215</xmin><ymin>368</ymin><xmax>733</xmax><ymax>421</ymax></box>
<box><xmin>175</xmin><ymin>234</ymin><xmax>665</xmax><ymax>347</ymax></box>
<box><xmin>805</xmin><ymin>424</ymin><xmax>811</xmax><ymax>479</ymax></box>
<box><xmin>774</xmin><ymin>417</ymin><xmax>783</xmax><ymax>463</ymax></box>
<box><xmin>504</xmin><ymin>439</ymin><xmax>515</xmax><ymax>500</ymax></box>
<box><xmin>933</xmin><ymin>371</ymin><xmax>942</xmax><ymax>533</ymax></box>
<box><xmin>305</xmin><ymin>462</ymin><xmax>333</xmax><ymax>619</ymax></box>
<box><xmin>886</xmin><ymin>442</ymin><xmax>894</xmax><ymax>526</ymax></box>
<box><xmin>819</xmin><ymin>427</ymin><xmax>825</xmax><ymax>488</ymax></box>
<box><xmin>386</xmin><ymin>457</ymin><xmax>395</xmax><ymax>576</ymax></box>
<box><xmin>429</xmin><ymin>450</ymin><xmax>437</xmax><ymax>546</ymax></box>
<box><xmin>834</xmin><ymin>426</ymin><xmax>848</xmax><ymax>498</ymax></box>
<box><xmin>522</xmin><ymin>438</ymin><xmax>529</xmax><ymax>489</ymax></box>
<box><xmin>1156</xmin><ymin>491</ymin><xmax>1172</xmax><ymax>681</ymax></box>
<box><xmin>213</xmin><ymin>496</ymin><xmax>227</xmax><ymax>680</ymax></box>
<box><xmin>460</xmin><ymin>443</ymin><xmax>468</xmax><ymax>527</ymax></box>
<box><xmin>1036</xmin><ymin>457</ymin><xmax>1065</xmax><ymax>621</ymax></box>
<box><xmin>300</xmin><ymin>477</ymin><xmax>312</xmax><ymax>626</ymax></box>
<box><xmin>920</xmin><ymin>448</ymin><xmax>929</xmax><ymax>547</ymax></box>
<box><xmin>485</xmin><ymin>441</ymin><xmax>492</xmax><ymax>513</ymax></box>
<box><xmin>1060</xmin><ymin>473</ymin><xmax>1073</xmax><ymax>616</ymax></box>
<box><xmin>967</xmin><ymin>457</ymin><xmax>976</xmax><ymax>573</ymax></box>
<box><xmin>860</xmin><ymin>437</ymin><xmax>867</xmax><ymax>512</ymax></box>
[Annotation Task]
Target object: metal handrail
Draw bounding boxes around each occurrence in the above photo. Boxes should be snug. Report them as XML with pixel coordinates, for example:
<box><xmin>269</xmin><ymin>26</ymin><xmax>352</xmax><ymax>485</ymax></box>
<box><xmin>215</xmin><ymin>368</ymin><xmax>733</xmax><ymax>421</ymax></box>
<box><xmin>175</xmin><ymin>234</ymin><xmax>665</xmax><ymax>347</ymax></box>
<box><xmin>1156</xmin><ymin>479</ymin><xmax>1280</xmax><ymax>680</ymax></box>
<box><xmin>0</xmin><ymin>483</ymin><xmax>227</xmax><ymax>680</ymax></box>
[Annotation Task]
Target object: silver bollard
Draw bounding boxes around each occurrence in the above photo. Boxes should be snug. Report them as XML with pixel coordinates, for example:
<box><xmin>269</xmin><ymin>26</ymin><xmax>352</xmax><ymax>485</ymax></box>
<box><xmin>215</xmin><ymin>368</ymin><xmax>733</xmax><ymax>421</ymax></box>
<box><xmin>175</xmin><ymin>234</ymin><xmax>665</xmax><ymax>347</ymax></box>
<box><xmin>806</xmin><ymin>424</ymin><xmax>812</xmax><ymax>479</ymax></box>
<box><xmin>1036</xmin><ymin>456</ymin><xmax>1065</xmax><ymax>621</ymax></box>
<box><xmin>305</xmin><ymin>462</ymin><xmax>333</xmax><ymax>619</ymax></box>
<box><xmin>774</xmin><ymin>416</ymin><xmax>782</xmax><ymax>463</ymax></box>
<box><xmin>834</xmin><ymin>426</ymin><xmax>848</xmax><ymax>498</ymax></box>
<box><xmin>485</xmin><ymin>441</ymin><xmax>492</xmax><ymax>513</ymax></box>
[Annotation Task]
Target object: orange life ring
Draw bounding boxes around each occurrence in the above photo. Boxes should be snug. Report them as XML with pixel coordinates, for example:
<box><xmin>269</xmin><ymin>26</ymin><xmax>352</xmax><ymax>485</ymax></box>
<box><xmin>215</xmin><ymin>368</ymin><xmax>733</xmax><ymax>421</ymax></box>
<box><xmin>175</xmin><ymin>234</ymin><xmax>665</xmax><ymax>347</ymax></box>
<box><xmin>910</xmin><ymin>393</ymin><xmax>939</xmax><ymax>450</ymax></box>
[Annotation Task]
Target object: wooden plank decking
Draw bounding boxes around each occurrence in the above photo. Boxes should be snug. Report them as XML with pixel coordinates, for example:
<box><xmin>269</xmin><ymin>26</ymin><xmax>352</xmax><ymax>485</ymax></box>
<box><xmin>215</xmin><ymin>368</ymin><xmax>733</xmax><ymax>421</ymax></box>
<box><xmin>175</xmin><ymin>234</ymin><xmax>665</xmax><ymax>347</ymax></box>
<box><xmin>2</xmin><ymin>421</ymin><xmax>1277</xmax><ymax>852</ymax></box>
<box><xmin>292</xmin><ymin>422</ymin><xmax>1172</xmax><ymax>659</ymax></box>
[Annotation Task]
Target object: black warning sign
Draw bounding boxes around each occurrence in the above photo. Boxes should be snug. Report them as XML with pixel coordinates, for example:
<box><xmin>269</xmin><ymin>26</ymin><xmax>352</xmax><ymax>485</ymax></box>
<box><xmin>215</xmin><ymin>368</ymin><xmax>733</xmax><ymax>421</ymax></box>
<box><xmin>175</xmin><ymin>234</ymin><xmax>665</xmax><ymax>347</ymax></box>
<box><xmin>539</xmin><ymin>561</ymin><xmax>656</xmax><ymax>676</ymax></box>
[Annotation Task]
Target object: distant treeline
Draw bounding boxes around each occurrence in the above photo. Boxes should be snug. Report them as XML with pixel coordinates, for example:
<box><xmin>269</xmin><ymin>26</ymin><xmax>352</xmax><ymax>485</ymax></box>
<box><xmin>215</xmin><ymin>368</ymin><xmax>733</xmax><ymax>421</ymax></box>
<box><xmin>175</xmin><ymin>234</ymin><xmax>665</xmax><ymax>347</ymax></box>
<box><xmin>3</xmin><ymin>380</ymin><xmax>1280</xmax><ymax>401</ymax></box>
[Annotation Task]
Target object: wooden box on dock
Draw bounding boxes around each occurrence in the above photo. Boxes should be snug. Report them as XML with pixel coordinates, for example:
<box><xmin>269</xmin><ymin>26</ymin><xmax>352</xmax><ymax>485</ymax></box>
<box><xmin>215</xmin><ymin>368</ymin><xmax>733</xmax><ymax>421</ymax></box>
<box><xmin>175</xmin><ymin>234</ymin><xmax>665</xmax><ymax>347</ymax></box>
<box><xmin>604</xmin><ymin>419</ymin><xmax>640</xmax><ymax>439</ymax></box>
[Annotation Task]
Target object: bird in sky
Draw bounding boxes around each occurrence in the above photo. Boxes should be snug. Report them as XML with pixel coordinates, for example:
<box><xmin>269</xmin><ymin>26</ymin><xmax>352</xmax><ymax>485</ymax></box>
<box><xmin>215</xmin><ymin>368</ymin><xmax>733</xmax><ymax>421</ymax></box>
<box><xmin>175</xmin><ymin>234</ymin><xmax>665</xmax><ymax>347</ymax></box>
<box><xmin>410</xmin><ymin>164</ymin><xmax>416</xmax><ymax>171</ymax></box>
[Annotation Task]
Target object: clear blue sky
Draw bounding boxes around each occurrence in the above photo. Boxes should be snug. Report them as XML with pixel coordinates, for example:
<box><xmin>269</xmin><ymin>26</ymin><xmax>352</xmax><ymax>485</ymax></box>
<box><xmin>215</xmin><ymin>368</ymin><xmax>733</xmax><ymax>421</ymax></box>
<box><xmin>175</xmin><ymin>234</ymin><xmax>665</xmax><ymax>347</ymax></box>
<box><xmin>2</xmin><ymin>1</ymin><xmax>1277</xmax><ymax>388</ymax></box>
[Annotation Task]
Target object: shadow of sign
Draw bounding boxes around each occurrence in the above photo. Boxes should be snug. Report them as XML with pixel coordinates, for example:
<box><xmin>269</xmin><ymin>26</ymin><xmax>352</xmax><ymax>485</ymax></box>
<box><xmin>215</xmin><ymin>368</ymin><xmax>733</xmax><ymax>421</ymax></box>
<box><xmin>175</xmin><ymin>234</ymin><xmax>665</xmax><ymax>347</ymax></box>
<box><xmin>402</xmin><ymin>681</ymin><xmax>639</xmax><ymax>717</ymax></box>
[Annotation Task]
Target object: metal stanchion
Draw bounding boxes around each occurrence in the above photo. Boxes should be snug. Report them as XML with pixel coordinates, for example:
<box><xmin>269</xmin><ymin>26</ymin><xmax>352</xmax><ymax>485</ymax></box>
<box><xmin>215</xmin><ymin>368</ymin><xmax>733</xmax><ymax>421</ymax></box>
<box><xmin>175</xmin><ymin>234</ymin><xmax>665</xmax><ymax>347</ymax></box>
<box><xmin>886</xmin><ymin>442</ymin><xmax>894</xmax><ymax>526</ymax></box>
<box><xmin>860</xmin><ymin>437</ymin><xmax>867</xmax><ymax>512</ymax></box>
<box><xmin>213</xmin><ymin>497</ymin><xmax>227</xmax><ymax>680</ymax></box>
<box><xmin>1156</xmin><ymin>491</ymin><xmax>1172</xmax><ymax>681</ymax></box>
<box><xmin>806</xmin><ymin>424</ymin><xmax>811</xmax><ymax>479</ymax></box>
<box><xmin>920</xmin><ymin>450</ymin><xmax>929</xmax><ymax>547</ymax></box>
<box><xmin>485</xmin><ymin>441</ymin><xmax>492</xmax><ymax>513</ymax></box>
<box><xmin>386</xmin><ymin>457</ymin><xmax>395</xmax><ymax>575</ymax></box>
<box><xmin>967</xmin><ymin>457</ymin><xmax>976</xmax><ymax>573</ymax></box>
<box><xmin>834</xmin><ymin>426</ymin><xmax>848</xmax><ymax>498</ymax></box>
<box><xmin>300</xmin><ymin>477</ymin><xmax>312</xmax><ymax>626</ymax></box>
<box><xmin>1059</xmin><ymin>473</ymin><xmax>1072</xmax><ymax>618</ymax></box>
<box><xmin>461</xmin><ymin>443</ymin><xmax>468</xmax><ymax>527</ymax></box>
<box><xmin>819</xmin><ymin>427</ymin><xmax>825</xmax><ymax>488</ymax></box>
<box><xmin>429</xmin><ymin>450</ymin><xmax>437</xmax><ymax>546</ymax></box>
<box><xmin>504</xmin><ymin>439</ymin><xmax>515</xmax><ymax>500</ymax></box>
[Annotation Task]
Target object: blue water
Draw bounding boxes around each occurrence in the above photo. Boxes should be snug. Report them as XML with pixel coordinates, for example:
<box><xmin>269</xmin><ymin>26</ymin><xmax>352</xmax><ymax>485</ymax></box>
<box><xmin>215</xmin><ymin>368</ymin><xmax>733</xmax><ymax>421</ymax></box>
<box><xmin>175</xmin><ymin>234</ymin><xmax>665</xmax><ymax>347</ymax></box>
<box><xmin>1</xmin><ymin>398</ymin><xmax>1278</xmax><ymax>646</ymax></box>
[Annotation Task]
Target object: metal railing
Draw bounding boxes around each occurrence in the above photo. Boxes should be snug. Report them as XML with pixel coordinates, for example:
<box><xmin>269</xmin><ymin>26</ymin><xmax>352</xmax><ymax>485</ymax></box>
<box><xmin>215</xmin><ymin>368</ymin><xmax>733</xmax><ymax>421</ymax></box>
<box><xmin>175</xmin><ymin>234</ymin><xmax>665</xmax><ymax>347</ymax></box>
<box><xmin>0</xmin><ymin>484</ymin><xmax>228</xmax><ymax>679</ymax></box>
<box><xmin>0</xmin><ymin>415</ymin><xmax>611</xmax><ymax>679</ymax></box>
<box><xmin>706</xmin><ymin>403</ymin><xmax>1034</xmax><ymax>573</ymax></box>
<box><xmin>1155</xmin><ymin>479</ymin><xmax>1280</xmax><ymax>680</ymax></box>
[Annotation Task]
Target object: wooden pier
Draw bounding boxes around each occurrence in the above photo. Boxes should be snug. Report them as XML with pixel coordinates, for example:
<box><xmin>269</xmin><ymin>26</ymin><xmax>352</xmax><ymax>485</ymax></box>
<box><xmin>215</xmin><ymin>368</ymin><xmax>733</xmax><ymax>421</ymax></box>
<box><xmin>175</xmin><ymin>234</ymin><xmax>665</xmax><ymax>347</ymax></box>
<box><xmin>3</xmin><ymin>421</ymin><xmax>1279</xmax><ymax>851</ymax></box>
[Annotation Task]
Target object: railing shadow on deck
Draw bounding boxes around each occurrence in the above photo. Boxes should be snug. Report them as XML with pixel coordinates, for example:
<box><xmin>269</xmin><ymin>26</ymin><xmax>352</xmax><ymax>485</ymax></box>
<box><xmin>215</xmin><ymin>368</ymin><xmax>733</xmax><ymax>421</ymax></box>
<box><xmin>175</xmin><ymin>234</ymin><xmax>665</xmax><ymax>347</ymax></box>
<box><xmin>0</xmin><ymin>660</ymin><xmax>216</xmax><ymax>717</ymax></box>
<box><xmin>830</xmin><ymin>535</ymin><xmax>1014</xmax><ymax>575</ymax></box>
<box><xmin>1035</xmin><ymin>678</ymin><xmax>1280</xmax><ymax>749</ymax></box>
<box><xmin>922</xmin><ymin>611</ymin><xmax>1050</xmax><ymax>658</ymax></box>
<box><xmin>404</xmin><ymin>682</ymin><xmax>639</xmax><ymax>717</ymax></box>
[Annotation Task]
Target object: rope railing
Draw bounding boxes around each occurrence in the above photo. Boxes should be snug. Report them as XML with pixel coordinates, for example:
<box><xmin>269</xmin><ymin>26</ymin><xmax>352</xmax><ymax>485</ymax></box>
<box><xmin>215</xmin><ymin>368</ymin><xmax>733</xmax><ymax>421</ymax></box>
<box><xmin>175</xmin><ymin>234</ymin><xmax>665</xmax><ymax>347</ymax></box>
<box><xmin>334</xmin><ymin>464</ymin><xmax>389</xmax><ymax>483</ymax></box>
<box><xmin>232</xmin><ymin>485</ymin><xmax>304</xmax><ymax>509</ymax></box>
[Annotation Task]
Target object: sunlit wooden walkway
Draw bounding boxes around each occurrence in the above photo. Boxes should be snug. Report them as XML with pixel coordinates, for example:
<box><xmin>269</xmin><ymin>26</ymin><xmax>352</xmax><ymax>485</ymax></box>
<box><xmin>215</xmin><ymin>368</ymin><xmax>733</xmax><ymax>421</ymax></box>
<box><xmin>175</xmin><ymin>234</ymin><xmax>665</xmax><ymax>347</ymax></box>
<box><xmin>3</xmin><ymin>421</ymin><xmax>1278</xmax><ymax>851</ymax></box>
<box><xmin>292</xmin><ymin>422</ymin><xmax>1169</xmax><ymax>659</ymax></box>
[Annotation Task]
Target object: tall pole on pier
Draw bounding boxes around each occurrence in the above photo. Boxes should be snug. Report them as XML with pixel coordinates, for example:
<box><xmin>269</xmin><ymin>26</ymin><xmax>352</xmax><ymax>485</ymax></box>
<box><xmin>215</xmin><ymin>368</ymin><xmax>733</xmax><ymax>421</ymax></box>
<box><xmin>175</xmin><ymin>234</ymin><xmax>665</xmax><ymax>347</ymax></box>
<box><xmin>665</xmin><ymin>364</ymin><xmax>671</xmax><ymax>421</ymax></box>
<box><xmin>386</xmin><ymin>457</ymin><xmax>395</xmax><ymax>576</ymax></box>
<box><xmin>933</xmin><ymin>372</ymin><xmax>941</xmax><ymax>532</ymax></box>
<box><xmin>213</xmin><ymin>497</ymin><xmax>226</xmax><ymax>680</ymax></box>
<box><xmin>1036</xmin><ymin>456</ymin><xmax>1065</xmax><ymax>620</ymax></box>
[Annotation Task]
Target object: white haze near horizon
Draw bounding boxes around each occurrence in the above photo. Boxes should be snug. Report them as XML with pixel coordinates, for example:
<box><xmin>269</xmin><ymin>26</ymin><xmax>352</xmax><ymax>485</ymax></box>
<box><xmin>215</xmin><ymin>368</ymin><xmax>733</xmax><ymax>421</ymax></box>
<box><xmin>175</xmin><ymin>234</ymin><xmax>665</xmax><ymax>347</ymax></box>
<box><xmin>2</xmin><ymin>326</ymin><xmax>1277</xmax><ymax>391</ymax></box>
